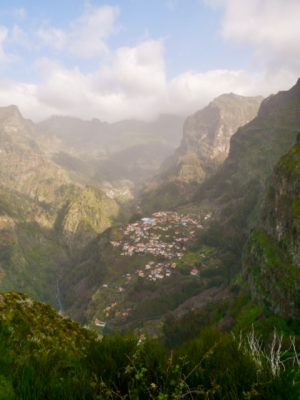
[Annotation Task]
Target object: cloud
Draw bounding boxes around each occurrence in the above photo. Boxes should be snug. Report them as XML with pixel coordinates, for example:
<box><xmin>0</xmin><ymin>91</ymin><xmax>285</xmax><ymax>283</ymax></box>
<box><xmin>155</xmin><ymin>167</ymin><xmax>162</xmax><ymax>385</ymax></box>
<box><xmin>168</xmin><ymin>68</ymin><xmax>298</xmax><ymax>114</ymax></box>
<box><xmin>1</xmin><ymin>2</ymin><xmax>299</xmax><ymax>123</ymax></box>
<box><xmin>36</xmin><ymin>27</ymin><xmax>66</xmax><ymax>51</ymax></box>
<box><xmin>0</xmin><ymin>79</ymin><xmax>54</xmax><ymax>120</ymax></box>
<box><xmin>17</xmin><ymin>39</ymin><xmax>296</xmax><ymax>123</ymax></box>
<box><xmin>168</xmin><ymin>69</ymin><xmax>256</xmax><ymax>114</ymax></box>
<box><xmin>68</xmin><ymin>5</ymin><xmax>120</xmax><ymax>58</ymax></box>
<box><xmin>2</xmin><ymin>37</ymin><xmax>298</xmax><ymax>123</ymax></box>
<box><xmin>8</xmin><ymin>25</ymin><xmax>31</xmax><ymax>49</ymax></box>
<box><xmin>110</xmin><ymin>40</ymin><xmax>166</xmax><ymax>94</ymax></box>
<box><xmin>33</xmin><ymin>40</ymin><xmax>168</xmax><ymax>121</ymax></box>
<box><xmin>36</xmin><ymin>5</ymin><xmax>119</xmax><ymax>58</ymax></box>
<box><xmin>204</xmin><ymin>0</ymin><xmax>300</xmax><ymax>72</ymax></box>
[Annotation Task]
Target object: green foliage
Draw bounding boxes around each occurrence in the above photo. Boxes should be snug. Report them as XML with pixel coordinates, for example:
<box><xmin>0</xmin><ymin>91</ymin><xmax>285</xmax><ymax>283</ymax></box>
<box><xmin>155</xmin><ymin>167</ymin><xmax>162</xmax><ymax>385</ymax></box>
<box><xmin>0</xmin><ymin>376</ymin><xmax>14</xmax><ymax>400</ymax></box>
<box><xmin>0</xmin><ymin>291</ymin><xmax>299</xmax><ymax>399</ymax></box>
<box><xmin>293</xmin><ymin>199</ymin><xmax>300</xmax><ymax>217</ymax></box>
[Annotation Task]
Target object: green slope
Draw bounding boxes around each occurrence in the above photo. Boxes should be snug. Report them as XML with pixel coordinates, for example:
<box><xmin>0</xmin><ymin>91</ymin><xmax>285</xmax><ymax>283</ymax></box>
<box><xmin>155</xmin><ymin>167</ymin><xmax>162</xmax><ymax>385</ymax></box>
<box><xmin>243</xmin><ymin>134</ymin><xmax>300</xmax><ymax>321</ymax></box>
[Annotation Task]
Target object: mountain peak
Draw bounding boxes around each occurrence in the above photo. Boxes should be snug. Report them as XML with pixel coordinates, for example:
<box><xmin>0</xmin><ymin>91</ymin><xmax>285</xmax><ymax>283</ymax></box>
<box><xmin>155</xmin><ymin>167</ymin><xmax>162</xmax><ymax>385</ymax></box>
<box><xmin>0</xmin><ymin>105</ymin><xmax>24</xmax><ymax>125</ymax></box>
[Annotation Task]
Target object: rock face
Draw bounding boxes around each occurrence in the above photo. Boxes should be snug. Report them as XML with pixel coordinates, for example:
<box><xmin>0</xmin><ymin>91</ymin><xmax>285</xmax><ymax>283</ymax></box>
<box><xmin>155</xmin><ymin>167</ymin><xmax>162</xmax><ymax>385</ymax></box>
<box><xmin>243</xmin><ymin>134</ymin><xmax>300</xmax><ymax>320</ymax></box>
<box><xmin>162</xmin><ymin>93</ymin><xmax>263</xmax><ymax>183</ymax></box>
<box><xmin>141</xmin><ymin>94</ymin><xmax>262</xmax><ymax>213</ymax></box>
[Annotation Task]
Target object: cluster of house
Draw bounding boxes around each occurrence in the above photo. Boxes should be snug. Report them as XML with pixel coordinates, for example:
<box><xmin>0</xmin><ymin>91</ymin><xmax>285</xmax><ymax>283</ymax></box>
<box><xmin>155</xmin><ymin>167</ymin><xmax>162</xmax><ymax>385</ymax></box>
<box><xmin>135</xmin><ymin>260</ymin><xmax>177</xmax><ymax>281</ymax></box>
<box><xmin>95</xmin><ymin>212</ymin><xmax>208</xmax><ymax>327</ymax></box>
<box><xmin>111</xmin><ymin>211</ymin><xmax>203</xmax><ymax>261</ymax></box>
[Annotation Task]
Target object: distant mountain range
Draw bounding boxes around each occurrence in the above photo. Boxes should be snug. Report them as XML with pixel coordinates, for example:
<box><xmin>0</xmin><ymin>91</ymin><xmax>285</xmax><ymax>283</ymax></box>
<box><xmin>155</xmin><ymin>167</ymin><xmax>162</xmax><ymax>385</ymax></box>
<box><xmin>36</xmin><ymin>114</ymin><xmax>184</xmax><ymax>185</ymax></box>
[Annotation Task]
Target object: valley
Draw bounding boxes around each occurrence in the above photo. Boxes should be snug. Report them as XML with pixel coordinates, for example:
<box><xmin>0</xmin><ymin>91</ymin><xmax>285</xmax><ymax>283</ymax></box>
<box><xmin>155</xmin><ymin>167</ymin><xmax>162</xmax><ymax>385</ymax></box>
<box><xmin>1</xmin><ymin>2</ymin><xmax>300</xmax><ymax>398</ymax></box>
<box><xmin>1</xmin><ymin>78</ymin><xmax>300</xmax><ymax>399</ymax></box>
<box><xmin>78</xmin><ymin>211</ymin><xmax>210</xmax><ymax>330</ymax></box>
<box><xmin>1</xmin><ymin>80</ymin><xmax>300</xmax><ymax>336</ymax></box>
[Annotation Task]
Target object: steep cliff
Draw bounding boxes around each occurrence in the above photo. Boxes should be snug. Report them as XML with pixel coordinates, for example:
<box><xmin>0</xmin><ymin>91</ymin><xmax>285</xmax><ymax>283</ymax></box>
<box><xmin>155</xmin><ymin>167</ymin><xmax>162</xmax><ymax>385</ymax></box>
<box><xmin>243</xmin><ymin>134</ymin><xmax>300</xmax><ymax>320</ymax></box>
<box><xmin>141</xmin><ymin>94</ymin><xmax>262</xmax><ymax>213</ymax></box>
<box><xmin>162</xmin><ymin>93</ymin><xmax>262</xmax><ymax>183</ymax></box>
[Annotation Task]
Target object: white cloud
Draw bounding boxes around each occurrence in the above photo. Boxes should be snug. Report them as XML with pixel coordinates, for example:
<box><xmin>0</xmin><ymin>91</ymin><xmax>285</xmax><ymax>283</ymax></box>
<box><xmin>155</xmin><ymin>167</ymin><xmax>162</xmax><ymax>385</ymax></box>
<box><xmin>68</xmin><ymin>5</ymin><xmax>119</xmax><ymax>58</ymax></box>
<box><xmin>168</xmin><ymin>68</ymin><xmax>298</xmax><ymax>114</ymax></box>
<box><xmin>1</xmin><ymin>2</ymin><xmax>299</xmax><ymax>123</ymax></box>
<box><xmin>111</xmin><ymin>40</ymin><xmax>166</xmax><ymax>94</ymax></box>
<box><xmin>36</xmin><ymin>5</ymin><xmax>119</xmax><ymax>58</ymax></box>
<box><xmin>2</xmin><ymin>36</ymin><xmax>298</xmax><ymax>123</ymax></box>
<box><xmin>205</xmin><ymin>0</ymin><xmax>300</xmax><ymax>72</ymax></box>
<box><xmin>18</xmin><ymin>38</ymin><xmax>297</xmax><ymax>123</ymax></box>
<box><xmin>168</xmin><ymin>69</ymin><xmax>255</xmax><ymax>114</ymax></box>
<box><xmin>0</xmin><ymin>79</ymin><xmax>55</xmax><ymax>120</ymax></box>
<box><xmin>33</xmin><ymin>40</ymin><xmax>168</xmax><ymax>121</ymax></box>
<box><xmin>8</xmin><ymin>25</ymin><xmax>31</xmax><ymax>49</ymax></box>
<box><xmin>36</xmin><ymin>27</ymin><xmax>66</xmax><ymax>51</ymax></box>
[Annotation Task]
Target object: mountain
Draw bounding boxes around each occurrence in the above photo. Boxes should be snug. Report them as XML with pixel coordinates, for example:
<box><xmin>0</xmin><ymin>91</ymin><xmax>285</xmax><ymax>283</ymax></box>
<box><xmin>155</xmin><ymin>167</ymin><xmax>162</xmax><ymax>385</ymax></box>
<box><xmin>140</xmin><ymin>94</ymin><xmax>262</xmax><ymax>213</ymax></box>
<box><xmin>2</xmin><ymin>80</ymin><xmax>300</xmax><ymax>336</ymax></box>
<box><xmin>193</xmin><ymin>78</ymin><xmax>300</xmax><ymax>272</ymax></box>
<box><xmin>0</xmin><ymin>83</ymin><xmax>300</xmax><ymax>398</ymax></box>
<box><xmin>161</xmin><ymin>93</ymin><xmax>263</xmax><ymax>182</ymax></box>
<box><xmin>60</xmin><ymin>80</ymin><xmax>300</xmax><ymax>331</ymax></box>
<box><xmin>243</xmin><ymin>133</ymin><xmax>300</xmax><ymax>321</ymax></box>
<box><xmin>0</xmin><ymin>105</ymin><xmax>70</xmax><ymax>204</ymax></box>
<box><xmin>36</xmin><ymin>114</ymin><xmax>185</xmax><ymax>185</ymax></box>
<box><xmin>0</xmin><ymin>105</ymin><xmax>120</xmax><ymax>307</ymax></box>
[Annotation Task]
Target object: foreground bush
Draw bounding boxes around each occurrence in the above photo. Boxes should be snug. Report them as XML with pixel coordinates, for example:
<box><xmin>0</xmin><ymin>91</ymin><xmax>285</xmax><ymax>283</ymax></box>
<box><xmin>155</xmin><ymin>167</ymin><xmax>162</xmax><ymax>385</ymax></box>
<box><xmin>1</xmin><ymin>324</ymin><xmax>299</xmax><ymax>399</ymax></box>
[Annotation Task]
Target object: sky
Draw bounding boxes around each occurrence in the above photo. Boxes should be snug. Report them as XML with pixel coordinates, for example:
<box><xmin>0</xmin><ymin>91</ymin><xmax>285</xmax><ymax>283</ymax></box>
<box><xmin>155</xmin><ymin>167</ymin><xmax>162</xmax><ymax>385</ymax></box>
<box><xmin>0</xmin><ymin>0</ymin><xmax>299</xmax><ymax>122</ymax></box>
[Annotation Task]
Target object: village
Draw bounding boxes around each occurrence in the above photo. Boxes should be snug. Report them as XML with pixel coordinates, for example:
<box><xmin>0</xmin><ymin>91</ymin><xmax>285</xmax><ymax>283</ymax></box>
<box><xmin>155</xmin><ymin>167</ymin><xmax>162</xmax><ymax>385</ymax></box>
<box><xmin>94</xmin><ymin>211</ymin><xmax>209</xmax><ymax>327</ymax></box>
<box><xmin>110</xmin><ymin>211</ymin><xmax>205</xmax><ymax>281</ymax></box>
